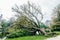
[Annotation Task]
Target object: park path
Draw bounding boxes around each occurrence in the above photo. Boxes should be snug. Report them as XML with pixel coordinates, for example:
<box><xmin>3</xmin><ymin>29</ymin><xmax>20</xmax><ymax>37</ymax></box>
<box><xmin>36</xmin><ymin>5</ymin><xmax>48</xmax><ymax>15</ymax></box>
<box><xmin>0</xmin><ymin>37</ymin><xmax>6</xmax><ymax>40</ymax></box>
<box><xmin>45</xmin><ymin>35</ymin><xmax>60</xmax><ymax>40</ymax></box>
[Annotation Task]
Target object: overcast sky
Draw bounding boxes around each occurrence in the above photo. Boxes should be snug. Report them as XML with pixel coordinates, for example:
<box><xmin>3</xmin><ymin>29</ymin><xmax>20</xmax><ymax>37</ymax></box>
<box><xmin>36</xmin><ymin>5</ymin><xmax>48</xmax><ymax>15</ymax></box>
<box><xmin>0</xmin><ymin>0</ymin><xmax>60</xmax><ymax>22</ymax></box>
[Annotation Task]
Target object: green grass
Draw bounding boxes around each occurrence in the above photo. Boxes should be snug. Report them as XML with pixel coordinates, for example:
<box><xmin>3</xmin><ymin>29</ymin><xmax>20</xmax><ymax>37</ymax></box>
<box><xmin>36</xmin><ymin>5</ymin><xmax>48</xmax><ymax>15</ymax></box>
<box><xmin>54</xmin><ymin>31</ymin><xmax>60</xmax><ymax>35</ymax></box>
<box><xmin>6</xmin><ymin>36</ymin><xmax>47</xmax><ymax>40</ymax></box>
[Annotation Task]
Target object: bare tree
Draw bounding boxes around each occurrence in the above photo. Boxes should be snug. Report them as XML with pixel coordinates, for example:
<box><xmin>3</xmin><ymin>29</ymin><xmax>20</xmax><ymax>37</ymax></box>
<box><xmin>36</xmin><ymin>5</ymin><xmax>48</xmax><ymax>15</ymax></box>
<box><xmin>12</xmin><ymin>1</ymin><xmax>47</xmax><ymax>35</ymax></box>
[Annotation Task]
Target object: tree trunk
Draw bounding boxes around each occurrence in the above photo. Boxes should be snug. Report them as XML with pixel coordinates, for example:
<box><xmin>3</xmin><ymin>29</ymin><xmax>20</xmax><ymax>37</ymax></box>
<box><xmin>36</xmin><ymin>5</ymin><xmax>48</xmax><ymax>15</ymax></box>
<box><xmin>33</xmin><ymin>27</ymin><xmax>47</xmax><ymax>35</ymax></box>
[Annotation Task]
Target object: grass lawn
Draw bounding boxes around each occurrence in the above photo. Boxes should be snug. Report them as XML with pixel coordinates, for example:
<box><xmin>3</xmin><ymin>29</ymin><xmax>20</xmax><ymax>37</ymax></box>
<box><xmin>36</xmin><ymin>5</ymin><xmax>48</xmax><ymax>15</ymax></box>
<box><xmin>54</xmin><ymin>31</ymin><xmax>60</xmax><ymax>35</ymax></box>
<box><xmin>6</xmin><ymin>36</ymin><xmax>48</xmax><ymax>40</ymax></box>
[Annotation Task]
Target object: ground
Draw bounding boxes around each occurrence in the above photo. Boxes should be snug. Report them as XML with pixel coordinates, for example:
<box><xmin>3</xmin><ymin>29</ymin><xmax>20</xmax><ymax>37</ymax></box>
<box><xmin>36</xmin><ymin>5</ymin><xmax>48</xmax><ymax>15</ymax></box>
<box><xmin>6</xmin><ymin>36</ymin><xmax>47</xmax><ymax>40</ymax></box>
<box><xmin>6</xmin><ymin>35</ymin><xmax>60</xmax><ymax>40</ymax></box>
<box><xmin>45</xmin><ymin>35</ymin><xmax>60</xmax><ymax>40</ymax></box>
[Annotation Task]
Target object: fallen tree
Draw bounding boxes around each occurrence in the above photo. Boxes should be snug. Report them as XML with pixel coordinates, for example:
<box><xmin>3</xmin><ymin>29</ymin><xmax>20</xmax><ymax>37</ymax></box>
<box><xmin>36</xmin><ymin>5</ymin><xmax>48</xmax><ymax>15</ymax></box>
<box><xmin>12</xmin><ymin>1</ymin><xmax>47</xmax><ymax>35</ymax></box>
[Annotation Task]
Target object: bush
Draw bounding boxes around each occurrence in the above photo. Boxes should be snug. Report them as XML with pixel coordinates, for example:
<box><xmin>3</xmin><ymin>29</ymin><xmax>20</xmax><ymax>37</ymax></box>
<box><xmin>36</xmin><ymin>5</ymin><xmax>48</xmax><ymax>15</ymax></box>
<box><xmin>7</xmin><ymin>32</ymin><xmax>25</xmax><ymax>38</ymax></box>
<box><xmin>52</xmin><ymin>25</ymin><xmax>60</xmax><ymax>31</ymax></box>
<box><xmin>0</xmin><ymin>33</ymin><xmax>3</xmax><ymax>38</ymax></box>
<box><xmin>7</xmin><ymin>29</ymin><xmax>35</xmax><ymax>38</ymax></box>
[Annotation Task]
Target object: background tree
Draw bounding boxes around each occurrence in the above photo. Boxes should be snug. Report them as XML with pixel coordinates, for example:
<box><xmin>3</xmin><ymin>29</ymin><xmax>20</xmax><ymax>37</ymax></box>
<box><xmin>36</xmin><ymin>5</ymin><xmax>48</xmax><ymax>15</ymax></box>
<box><xmin>51</xmin><ymin>4</ymin><xmax>60</xmax><ymax>31</ymax></box>
<box><xmin>8</xmin><ymin>17</ymin><xmax>15</xmax><ymax>26</ymax></box>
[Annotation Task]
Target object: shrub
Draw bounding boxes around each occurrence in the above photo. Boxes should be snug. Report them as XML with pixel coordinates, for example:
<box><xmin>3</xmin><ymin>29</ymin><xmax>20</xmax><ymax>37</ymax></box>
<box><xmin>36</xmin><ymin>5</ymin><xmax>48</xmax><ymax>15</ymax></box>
<box><xmin>52</xmin><ymin>25</ymin><xmax>60</xmax><ymax>31</ymax></box>
<box><xmin>7</xmin><ymin>29</ymin><xmax>35</xmax><ymax>38</ymax></box>
<box><xmin>0</xmin><ymin>33</ymin><xmax>3</xmax><ymax>38</ymax></box>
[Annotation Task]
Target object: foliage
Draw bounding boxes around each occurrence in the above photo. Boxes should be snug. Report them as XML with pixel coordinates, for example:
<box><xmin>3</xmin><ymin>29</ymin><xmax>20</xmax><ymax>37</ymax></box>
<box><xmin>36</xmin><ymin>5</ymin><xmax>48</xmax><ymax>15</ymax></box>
<box><xmin>0</xmin><ymin>33</ymin><xmax>3</xmax><ymax>38</ymax></box>
<box><xmin>0</xmin><ymin>19</ymin><xmax>15</xmax><ymax>37</ymax></box>
<box><xmin>13</xmin><ymin>16</ymin><xmax>37</xmax><ymax>30</ymax></box>
<box><xmin>8</xmin><ymin>15</ymin><xmax>48</xmax><ymax>36</ymax></box>
<box><xmin>51</xmin><ymin>4</ymin><xmax>60</xmax><ymax>31</ymax></box>
<box><xmin>1</xmin><ymin>19</ymin><xmax>8</xmax><ymax>28</ymax></box>
<box><xmin>52</xmin><ymin>24</ymin><xmax>60</xmax><ymax>31</ymax></box>
<box><xmin>40</xmin><ymin>23</ymin><xmax>47</xmax><ymax>28</ymax></box>
<box><xmin>7</xmin><ymin>16</ymin><xmax>36</xmax><ymax>38</ymax></box>
<box><xmin>7</xmin><ymin>16</ymin><xmax>47</xmax><ymax>38</ymax></box>
<box><xmin>7</xmin><ymin>29</ymin><xmax>35</xmax><ymax>38</ymax></box>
